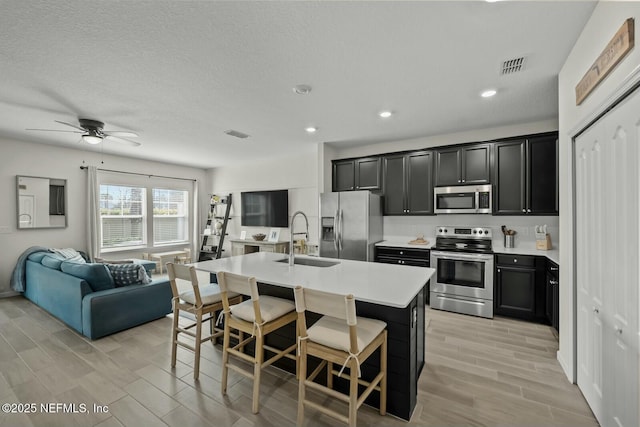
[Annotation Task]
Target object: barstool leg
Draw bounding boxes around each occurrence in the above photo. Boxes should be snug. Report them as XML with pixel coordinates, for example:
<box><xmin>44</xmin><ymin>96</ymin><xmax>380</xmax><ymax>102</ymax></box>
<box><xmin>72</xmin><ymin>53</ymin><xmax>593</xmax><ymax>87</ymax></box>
<box><xmin>252</xmin><ymin>333</ymin><xmax>264</xmax><ymax>414</ymax></box>
<box><xmin>194</xmin><ymin>310</ymin><xmax>202</xmax><ymax>380</ymax></box>
<box><xmin>171</xmin><ymin>305</ymin><xmax>179</xmax><ymax>368</ymax></box>
<box><xmin>348</xmin><ymin>360</ymin><xmax>358</xmax><ymax>427</ymax></box>
<box><xmin>297</xmin><ymin>342</ymin><xmax>307</xmax><ymax>426</ymax></box>
<box><xmin>221</xmin><ymin>318</ymin><xmax>230</xmax><ymax>395</ymax></box>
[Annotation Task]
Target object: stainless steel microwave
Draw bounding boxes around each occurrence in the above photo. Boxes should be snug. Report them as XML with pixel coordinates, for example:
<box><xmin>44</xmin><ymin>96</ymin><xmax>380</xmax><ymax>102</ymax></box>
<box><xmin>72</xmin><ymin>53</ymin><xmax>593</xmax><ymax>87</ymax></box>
<box><xmin>434</xmin><ymin>184</ymin><xmax>492</xmax><ymax>214</ymax></box>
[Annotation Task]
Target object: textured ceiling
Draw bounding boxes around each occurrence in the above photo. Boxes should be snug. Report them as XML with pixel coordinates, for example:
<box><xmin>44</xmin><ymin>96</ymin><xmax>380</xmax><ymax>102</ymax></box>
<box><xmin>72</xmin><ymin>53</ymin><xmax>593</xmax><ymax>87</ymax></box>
<box><xmin>0</xmin><ymin>1</ymin><xmax>596</xmax><ymax>169</ymax></box>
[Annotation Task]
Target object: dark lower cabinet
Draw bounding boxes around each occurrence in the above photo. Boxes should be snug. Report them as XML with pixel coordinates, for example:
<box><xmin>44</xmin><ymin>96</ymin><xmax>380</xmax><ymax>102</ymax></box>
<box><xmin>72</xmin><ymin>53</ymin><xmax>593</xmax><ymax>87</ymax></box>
<box><xmin>375</xmin><ymin>246</ymin><xmax>430</xmax><ymax>303</ymax></box>
<box><xmin>494</xmin><ymin>254</ymin><xmax>546</xmax><ymax>322</ymax></box>
<box><xmin>546</xmin><ymin>261</ymin><xmax>559</xmax><ymax>333</ymax></box>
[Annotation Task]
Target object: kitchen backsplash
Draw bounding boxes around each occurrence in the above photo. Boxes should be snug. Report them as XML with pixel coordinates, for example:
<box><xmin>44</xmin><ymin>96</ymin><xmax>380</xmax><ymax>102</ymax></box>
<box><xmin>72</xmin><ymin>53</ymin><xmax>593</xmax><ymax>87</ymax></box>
<box><xmin>383</xmin><ymin>215</ymin><xmax>559</xmax><ymax>243</ymax></box>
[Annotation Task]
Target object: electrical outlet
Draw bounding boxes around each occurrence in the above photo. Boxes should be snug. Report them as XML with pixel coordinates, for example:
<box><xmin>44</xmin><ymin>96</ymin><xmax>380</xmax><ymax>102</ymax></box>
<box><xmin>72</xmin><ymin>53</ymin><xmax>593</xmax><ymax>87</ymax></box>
<box><xmin>0</xmin><ymin>226</ymin><xmax>11</xmax><ymax>234</ymax></box>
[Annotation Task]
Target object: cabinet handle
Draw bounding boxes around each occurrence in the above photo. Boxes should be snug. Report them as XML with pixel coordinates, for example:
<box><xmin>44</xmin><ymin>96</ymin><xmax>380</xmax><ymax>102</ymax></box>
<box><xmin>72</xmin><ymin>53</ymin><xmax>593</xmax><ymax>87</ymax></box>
<box><xmin>356</xmin><ymin>186</ymin><xmax>360</xmax><ymax>189</ymax></box>
<box><xmin>513</xmin><ymin>259</ymin><xmax>518</xmax><ymax>263</ymax></box>
<box><xmin>549</xmin><ymin>280</ymin><xmax>558</xmax><ymax>285</ymax></box>
<box><xmin>458</xmin><ymin>179</ymin><xmax>461</xmax><ymax>183</ymax></box>
<box><xmin>522</xmin><ymin>209</ymin><xmax>526</xmax><ymax>213</ymax></box>
<box><xmin>615</xmin><ymin>326</ymin><xmax>623</xmax><ymax>334</ymax></box>
<box><xmin>497</xmin><ymin>268</ymin><xmax>501</xmax><ymax>273</ymax></box>
<box><xmin>400</xmin><ymin>251</ymin><xmax>404</xmax><ymax>255</ymax></box>
<box><xmin>550</xmin><ymin>267</ymin><xmax>559</xmax><ymax>272</ymax></box>
<box><xmin>593</xmin><ymin>307</ymin><xmax>599</xmax><ymax>314</ymax></box>
<box><xmin>462</xmin><ymin>179</ymin><xmax>465</xmax><ymax>183</ymax></box>
<box><xmin>527</xmin><ymin>209</ymin><xmax>531</xmax><ymax>213</ymax></box>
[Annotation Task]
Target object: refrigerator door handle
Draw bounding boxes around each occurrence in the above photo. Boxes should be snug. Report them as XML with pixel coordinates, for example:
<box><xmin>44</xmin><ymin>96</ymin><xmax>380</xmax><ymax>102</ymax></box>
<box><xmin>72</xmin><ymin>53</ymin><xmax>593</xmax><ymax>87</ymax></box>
<box><xmin>333</xmin><ymin>210</ymin><xmax>339</xmax><ymax>251</ymax></box>
<box><xmin>338</xmin><ymin>209</ymin><xmax>344</xmax><ymax>250</ymax></box>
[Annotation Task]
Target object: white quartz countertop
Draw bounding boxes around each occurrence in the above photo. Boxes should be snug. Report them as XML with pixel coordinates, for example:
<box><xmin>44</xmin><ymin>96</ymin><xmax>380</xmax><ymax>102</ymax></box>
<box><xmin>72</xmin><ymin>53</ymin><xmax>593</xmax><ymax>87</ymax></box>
<box><xmin>375</xmin><ymin>239</ymin><xmax>435</xmax><ymax>249</ymax></box>
<box><xmin>192</xmin><ymin>252</ymin><xmax>434</xmax><ymax>308</ymax></box>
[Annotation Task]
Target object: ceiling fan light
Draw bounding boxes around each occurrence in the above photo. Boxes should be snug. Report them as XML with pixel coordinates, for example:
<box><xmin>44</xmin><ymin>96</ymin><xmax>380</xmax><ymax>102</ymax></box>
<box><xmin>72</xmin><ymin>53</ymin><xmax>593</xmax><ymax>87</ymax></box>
<box><xmin>83</xmin><ymin>134</ymin><xmax>102</xmax><ymax>145</ymax></box>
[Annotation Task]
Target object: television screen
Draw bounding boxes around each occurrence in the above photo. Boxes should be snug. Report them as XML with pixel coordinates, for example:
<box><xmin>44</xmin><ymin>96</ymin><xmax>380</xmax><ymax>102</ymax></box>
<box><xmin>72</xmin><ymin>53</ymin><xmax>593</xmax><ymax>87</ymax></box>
<box><xmin>241</xmin><ymin>189</ymin><xmax>289</xmax><ymax>227</ymax></box>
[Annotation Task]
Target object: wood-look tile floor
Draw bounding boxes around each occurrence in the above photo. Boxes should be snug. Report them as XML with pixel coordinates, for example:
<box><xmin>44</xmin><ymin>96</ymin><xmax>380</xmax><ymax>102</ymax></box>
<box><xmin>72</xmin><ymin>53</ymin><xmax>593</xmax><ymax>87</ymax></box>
<box><xmin>0</xmin><ymin>296</ymin><xmax>599</xmax><ymax>427</ymax></box>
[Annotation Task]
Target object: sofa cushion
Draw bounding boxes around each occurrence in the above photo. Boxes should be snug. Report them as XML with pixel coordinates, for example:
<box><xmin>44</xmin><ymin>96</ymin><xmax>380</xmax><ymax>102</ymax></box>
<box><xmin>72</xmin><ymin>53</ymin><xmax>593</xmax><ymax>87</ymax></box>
<box><xmin>60</xmin><ymin>261</ymin><xmax>115</xmax><ymax>292</ymax></box>
<box><xmin>106</xmin><ymin>264</ymin><xmax>151</xmax><ymax>287</ymax></box>
<box><xmin>40</xmin><ymin>254</ymin><xmax>66</xmax><ymax>270</ymax></box>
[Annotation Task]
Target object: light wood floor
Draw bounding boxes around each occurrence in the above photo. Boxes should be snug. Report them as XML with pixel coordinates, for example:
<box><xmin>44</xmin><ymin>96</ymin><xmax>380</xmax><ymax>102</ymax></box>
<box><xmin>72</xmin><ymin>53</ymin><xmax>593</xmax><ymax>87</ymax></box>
<box><xmin>0</xmin><ymin>296</ymin><xmax>599</xmax><ymax>427</ymax></box>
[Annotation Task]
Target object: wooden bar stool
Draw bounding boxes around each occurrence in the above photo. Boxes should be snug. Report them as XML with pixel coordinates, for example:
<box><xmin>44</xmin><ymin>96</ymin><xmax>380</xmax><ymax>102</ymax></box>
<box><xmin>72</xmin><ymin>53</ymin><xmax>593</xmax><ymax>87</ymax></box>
<box><xmin>217</xmin><ymin>271</ymin><xmax>299</xmax><ymax>414</ymax></box>
<box><xmin>166</xmin><ymin>263</ymin><xmax>241</xmax><ymax>380</ymax></box>
<box><xmin>293</xmin><ymin>285</ymin><xmax>387</xmax><ymax>427</ymax></box>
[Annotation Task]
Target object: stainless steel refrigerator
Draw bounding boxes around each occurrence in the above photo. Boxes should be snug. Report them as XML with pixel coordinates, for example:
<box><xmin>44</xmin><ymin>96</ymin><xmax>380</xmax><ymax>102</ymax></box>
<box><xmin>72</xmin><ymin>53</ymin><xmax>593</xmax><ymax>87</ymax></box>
<box><xmin>319</xmin><ymin>191</ymin><xmax>383</xmax><ymax>261</ymax></box>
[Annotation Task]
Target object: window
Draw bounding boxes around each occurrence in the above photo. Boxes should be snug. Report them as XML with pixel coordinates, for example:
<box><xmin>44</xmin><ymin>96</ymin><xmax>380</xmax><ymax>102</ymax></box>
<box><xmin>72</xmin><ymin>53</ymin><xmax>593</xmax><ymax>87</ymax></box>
<box><xmin>100</xmin><ymin>185</ymin><xmax>146</xmax><ymax>248</ymax></box>
<box><xmin>99</xmin><ymin>184</ymin><xmax>190</xmax><ymax>250</ymax></box>
<box><xmin>153</xmin><ymin>188</ymin><xmax>189</xmax><ymax>245</ymax></box>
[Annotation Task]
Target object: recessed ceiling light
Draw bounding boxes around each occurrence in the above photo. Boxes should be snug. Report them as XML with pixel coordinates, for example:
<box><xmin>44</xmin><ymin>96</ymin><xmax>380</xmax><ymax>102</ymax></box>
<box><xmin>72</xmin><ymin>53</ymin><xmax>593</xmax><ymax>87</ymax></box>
<box><xmin>379</xmin><ymin>111</ymin><xmax>393</xmax><ymax>118</ymax></box>
<box><xmin>293</xmin><ymin>84</ymin><xmax>312</xmax><ymax>95</ymax></box>
<box><xmin>305</xmin><ymin>126</ymin><xmax>317</xmax><ymax>133</ymax></box>
<box><xmin>481</xmin><ymin>89</ymin><xmax>497</xmax><ymax>98</ymax></box>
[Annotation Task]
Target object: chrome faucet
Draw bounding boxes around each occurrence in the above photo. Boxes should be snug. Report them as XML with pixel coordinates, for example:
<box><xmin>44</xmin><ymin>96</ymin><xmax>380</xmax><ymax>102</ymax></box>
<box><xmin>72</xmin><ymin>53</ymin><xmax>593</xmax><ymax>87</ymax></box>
<box><xmin>289</xmin><ymin>211</ymin><xmax>309</xmax><ymax>266</ymax></box>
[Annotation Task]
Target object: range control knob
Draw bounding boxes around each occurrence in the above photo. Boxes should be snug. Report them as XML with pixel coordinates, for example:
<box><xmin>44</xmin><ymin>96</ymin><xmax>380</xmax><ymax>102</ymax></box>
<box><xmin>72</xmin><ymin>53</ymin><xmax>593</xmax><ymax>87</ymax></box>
<box><xmin>484</xmin><ymin>230</ymin><xmax>489</xmax><ymax>234</ymax></box>
<box><xmin>472</xmin><ymin>230</ymin><xmax>477</xmax><ymax>234</ymax></box>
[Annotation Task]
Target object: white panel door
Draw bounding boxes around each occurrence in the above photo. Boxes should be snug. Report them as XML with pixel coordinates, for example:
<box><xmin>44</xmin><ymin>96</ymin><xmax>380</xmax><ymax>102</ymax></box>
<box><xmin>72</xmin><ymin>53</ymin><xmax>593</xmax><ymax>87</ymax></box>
<box><xmin>575</xmin><ymin>122</ymin><xmax>605</xmax><ymax>421</ymax></box>
<box><xmin>575</xmin><ymin>88</ymin><xmax>639</xmax><ymax>427</ymax></box>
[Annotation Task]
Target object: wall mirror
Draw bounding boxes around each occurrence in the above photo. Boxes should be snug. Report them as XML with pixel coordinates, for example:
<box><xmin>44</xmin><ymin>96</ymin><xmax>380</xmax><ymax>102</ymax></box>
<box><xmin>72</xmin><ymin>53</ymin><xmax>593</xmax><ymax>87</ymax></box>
<box><xmin>16</xmin><ymin>175</ymin><xmax>68</xmax><ymax>229</ymax></box>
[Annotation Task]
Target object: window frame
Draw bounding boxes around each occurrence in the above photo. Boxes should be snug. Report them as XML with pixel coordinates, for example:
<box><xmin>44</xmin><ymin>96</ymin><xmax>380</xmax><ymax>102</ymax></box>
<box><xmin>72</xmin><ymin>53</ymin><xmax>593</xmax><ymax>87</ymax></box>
<box><xmin>98</xmin><ymin>172</ymin><xmax>193</xmax><ymax>254</ymax></box>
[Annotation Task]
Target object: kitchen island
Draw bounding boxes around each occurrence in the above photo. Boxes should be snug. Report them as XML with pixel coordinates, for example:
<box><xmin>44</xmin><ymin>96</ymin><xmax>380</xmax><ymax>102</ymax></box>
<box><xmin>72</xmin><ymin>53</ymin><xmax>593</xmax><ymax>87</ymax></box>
<box><xmin>192</xmin><ymin>252</ymin><xmax>434</xmax><ymax>421</ymax></box>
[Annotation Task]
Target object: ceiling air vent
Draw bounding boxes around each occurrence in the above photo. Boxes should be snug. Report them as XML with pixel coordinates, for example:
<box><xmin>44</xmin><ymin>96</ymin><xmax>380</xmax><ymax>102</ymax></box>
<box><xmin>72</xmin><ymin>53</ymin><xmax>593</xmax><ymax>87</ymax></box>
<box><xmin>501</xmin><ymin>57</ymin><xmax>526</xmax><ymax>75</ymax></box>
<box><xmin>224</xmin><ymin>130</ymin><xmax>250</xmax><ymax>139</ymax></box>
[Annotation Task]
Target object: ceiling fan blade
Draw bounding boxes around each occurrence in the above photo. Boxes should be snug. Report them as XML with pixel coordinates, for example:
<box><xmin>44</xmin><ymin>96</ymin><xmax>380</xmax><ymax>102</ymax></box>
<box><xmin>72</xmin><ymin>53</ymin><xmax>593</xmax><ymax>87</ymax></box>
<box><xmin>25</xmin><ymin>128</ymin><xmax>83</xmax><ymax>133</ymax></box>
<box><xmin>54</xmin><ymin>120</ymin><xmax>86</xmax><ymax>131</ymax></box>
<box><xmin>105</xmin><ymin>135</ymin><xmax>142</xmax><ymax>147</ymax></box>
<box><xmin>103</xmin><ymin>130</ymin><xmax>138</xmax><ymax>138</ymax></box>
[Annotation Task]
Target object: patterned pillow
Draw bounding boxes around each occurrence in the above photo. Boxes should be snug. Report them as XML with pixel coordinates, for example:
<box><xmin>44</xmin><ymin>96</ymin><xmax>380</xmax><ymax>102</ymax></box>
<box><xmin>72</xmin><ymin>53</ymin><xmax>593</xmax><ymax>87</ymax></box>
<box><xmin>106</xmin><ymin>263</ymin><xmax>151</xmax><ymax>287</ymax></box>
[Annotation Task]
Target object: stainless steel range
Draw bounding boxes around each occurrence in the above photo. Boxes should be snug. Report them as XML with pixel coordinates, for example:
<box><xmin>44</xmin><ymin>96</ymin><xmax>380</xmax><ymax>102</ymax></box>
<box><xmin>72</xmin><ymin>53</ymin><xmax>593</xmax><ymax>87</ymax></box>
<box><xmin>430</xmin><ymin>226</ymin><xmax>494</xmax><ymax>318</ymax></box>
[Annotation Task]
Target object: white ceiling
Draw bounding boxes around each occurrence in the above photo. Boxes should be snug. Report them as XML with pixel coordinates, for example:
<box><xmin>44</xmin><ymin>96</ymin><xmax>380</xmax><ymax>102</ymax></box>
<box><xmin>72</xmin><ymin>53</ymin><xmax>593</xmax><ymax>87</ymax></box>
<box><xmin>0</xmin><ymin>0</ymin><xmax>597</xmax><ymax>169</ymax></box>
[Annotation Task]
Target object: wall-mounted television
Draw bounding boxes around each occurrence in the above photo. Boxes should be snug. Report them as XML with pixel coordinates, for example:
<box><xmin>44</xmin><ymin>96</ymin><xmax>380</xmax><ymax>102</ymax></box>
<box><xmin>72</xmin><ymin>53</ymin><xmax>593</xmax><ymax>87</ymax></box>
<box><xmin>241</xmin><ymin>189</ymin><xmax>289</xmax><ymax>227</ymax></box>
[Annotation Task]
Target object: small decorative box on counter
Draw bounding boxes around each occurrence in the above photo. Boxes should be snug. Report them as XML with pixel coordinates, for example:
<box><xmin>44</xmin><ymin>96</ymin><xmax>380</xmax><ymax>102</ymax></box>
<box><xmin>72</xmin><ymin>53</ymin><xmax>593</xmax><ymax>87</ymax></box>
<box><xmin>535</xmin><ymin>225</ymin><xmax>552</xmax><ymax>250</ymax></box>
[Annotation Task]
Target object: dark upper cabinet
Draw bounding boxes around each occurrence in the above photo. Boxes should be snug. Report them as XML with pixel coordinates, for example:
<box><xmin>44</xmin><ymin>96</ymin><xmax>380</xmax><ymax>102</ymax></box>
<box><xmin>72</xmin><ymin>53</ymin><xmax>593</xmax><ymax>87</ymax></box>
<box><xmin>494</xmin><ymin>132</ymin><xmax>558</xmax><ymax>215</ymax></box>
<box><xmin>435</xmin><ymin>144</ymin><xmax>491</xmax><ymax>186</ymax></box>
<box><xmin>383</xmin><ymin>151</ymin><xmax>433</xmax><ymax>215</ymax></box>
<box><xmin>332</xmin><ymin>157</ymin><xmax>381</xmax><ymax>192</ymax></box>
<box><xmin>333</xmin><ymin>160</ymin><xmax>355</xmax><ymax>192</ymax></box>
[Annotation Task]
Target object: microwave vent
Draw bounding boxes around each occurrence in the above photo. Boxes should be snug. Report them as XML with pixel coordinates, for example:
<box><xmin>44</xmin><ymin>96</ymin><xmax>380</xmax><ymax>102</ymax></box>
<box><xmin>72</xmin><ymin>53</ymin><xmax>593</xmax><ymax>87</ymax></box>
<box><xmin>501</xmin><ymin>57</ymin><xmax>526</xmax><ymax>75</ymax></box>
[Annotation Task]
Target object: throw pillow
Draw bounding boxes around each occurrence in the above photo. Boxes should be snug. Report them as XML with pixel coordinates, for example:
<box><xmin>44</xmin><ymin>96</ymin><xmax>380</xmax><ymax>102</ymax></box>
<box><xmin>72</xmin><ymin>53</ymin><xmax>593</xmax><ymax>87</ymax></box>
<box><xmin>106</xmin><ymin>264</ymin><xmax>151</xmax><ymax>287</ymax></box>
<box><xmin>60</xmin><ymin>261</ymin><xmax>115</xmax><ymax>292</ymax></box>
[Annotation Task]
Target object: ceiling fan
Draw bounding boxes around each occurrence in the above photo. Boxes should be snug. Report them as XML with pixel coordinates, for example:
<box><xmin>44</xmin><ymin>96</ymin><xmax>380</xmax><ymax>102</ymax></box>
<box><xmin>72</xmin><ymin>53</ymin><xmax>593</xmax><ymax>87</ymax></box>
<box><xmin>26</xmin><ymin>118</ymin><xmax>141</xmax><ymax>146</ymax></box>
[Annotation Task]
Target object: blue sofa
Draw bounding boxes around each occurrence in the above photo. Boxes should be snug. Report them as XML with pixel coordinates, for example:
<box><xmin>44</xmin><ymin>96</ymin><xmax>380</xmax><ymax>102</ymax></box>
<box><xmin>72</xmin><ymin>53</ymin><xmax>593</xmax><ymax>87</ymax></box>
<box><xmin>23</xmin><ymin>253</ymin><xmax>173</xmax><ymax>339</ymax></box>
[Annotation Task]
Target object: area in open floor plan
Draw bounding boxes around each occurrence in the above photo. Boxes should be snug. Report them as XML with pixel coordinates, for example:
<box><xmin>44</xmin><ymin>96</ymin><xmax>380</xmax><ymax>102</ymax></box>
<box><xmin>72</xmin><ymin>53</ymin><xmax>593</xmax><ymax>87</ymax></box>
<box><xmin>0</xmin><ymin>297</ymin><xmax>598</xmax><ymax>427</ymax></box>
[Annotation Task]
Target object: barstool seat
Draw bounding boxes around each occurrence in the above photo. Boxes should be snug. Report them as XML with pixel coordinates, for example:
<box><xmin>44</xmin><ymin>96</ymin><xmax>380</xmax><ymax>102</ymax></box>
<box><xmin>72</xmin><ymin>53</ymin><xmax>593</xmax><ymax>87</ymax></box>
<box><xmin>307</xmin><ymin>315</ymin><xmax>386</xmax><ymax>353</ymax></box>
<box><xmin>179</xmin><ymin>284</ymin><xmax>238</xmax><ymax>306</ymax></box>
<box><xmin>231</xmin><ymin>295</ymin><xmax>296</xmax><ymax>323</ymax></box>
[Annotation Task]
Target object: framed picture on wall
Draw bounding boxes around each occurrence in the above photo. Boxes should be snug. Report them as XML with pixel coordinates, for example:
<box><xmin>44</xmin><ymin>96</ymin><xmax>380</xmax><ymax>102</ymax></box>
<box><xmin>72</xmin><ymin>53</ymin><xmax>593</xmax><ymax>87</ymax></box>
<box><xmin>268</xmin><ymin>228</ymin><xmax>280</xmax><ymax>242</ymax></box>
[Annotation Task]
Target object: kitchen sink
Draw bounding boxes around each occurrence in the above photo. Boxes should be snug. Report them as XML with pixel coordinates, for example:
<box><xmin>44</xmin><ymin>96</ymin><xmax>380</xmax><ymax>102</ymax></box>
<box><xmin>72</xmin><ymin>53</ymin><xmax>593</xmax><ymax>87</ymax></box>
<box><xmin>276</xmin><ymin>257</ymin><xmax>340</xmax><ymax>267</ymax></box>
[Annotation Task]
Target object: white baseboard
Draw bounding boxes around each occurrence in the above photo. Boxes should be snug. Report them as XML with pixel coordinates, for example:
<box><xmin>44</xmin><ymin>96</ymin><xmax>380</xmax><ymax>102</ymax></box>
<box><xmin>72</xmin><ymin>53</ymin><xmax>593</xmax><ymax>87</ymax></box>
<box><xmin>557</xmin><ymin>350</ymin><xmax>574</xmax><ymax>383</ymax></box>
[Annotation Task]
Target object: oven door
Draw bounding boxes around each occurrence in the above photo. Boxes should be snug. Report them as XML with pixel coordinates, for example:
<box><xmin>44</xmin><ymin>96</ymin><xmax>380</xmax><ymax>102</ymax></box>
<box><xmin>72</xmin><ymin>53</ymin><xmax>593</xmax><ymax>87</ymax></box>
<box><xmin>430</xmin><ymin>251</ymin><xmax>494</xmax><ymax>300</ymax></box>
